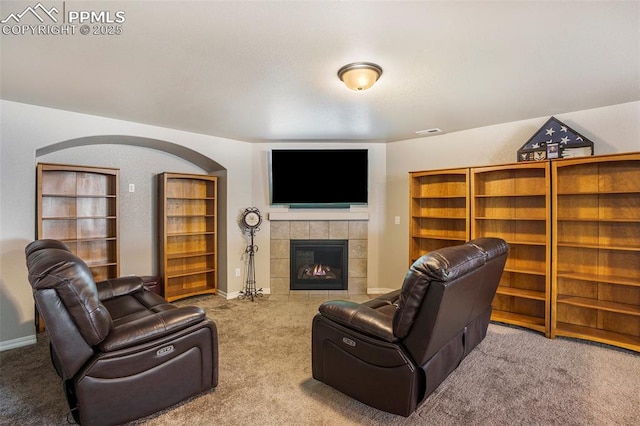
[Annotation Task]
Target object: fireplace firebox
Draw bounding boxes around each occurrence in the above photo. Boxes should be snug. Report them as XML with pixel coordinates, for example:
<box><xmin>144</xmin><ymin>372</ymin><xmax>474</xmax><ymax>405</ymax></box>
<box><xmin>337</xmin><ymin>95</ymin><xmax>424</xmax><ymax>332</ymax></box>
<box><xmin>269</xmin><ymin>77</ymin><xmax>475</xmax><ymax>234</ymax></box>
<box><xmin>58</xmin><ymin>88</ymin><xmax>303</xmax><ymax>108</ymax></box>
<box><xmin>290</xmin><ymin>240</ymin><xmax>348</xmax><ymax>290</ymax></box>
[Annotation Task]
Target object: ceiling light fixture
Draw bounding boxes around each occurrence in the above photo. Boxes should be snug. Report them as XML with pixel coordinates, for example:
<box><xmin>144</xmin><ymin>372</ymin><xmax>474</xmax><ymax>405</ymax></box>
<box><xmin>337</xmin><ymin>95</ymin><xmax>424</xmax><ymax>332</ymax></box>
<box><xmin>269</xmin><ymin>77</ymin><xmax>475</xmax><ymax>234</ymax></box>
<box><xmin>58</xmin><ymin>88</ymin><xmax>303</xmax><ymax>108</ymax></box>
<box><xmin>337</xmin><ymin>62</ymin><xmax>383</xmax><ymax>91</ymax></box>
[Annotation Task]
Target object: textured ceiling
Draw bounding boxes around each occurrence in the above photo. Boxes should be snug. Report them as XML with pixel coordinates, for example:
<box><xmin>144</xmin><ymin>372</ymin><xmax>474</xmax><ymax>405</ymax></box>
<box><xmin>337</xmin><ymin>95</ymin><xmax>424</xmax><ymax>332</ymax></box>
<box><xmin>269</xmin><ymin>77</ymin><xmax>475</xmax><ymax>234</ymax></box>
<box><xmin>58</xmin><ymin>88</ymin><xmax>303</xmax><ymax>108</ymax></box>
<box><xmin>1</xmin><ymin>0</ymin><xmax>638</xmax><ymax>143</ymax></box>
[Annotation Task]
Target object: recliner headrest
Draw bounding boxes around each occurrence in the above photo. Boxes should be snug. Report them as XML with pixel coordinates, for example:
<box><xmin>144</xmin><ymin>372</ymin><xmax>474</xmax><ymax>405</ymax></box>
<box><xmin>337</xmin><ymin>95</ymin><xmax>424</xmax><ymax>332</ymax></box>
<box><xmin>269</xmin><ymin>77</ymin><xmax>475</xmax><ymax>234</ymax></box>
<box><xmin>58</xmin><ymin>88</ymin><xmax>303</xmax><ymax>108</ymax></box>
<box><xmin>416</xmin><ymin>244</ymin><xmax>488</xmax><ymax>283</ymax></box>
<box><xmin>26</xmin><ymin>245</ymin><xmax>112</xmax><ymax>346</ymax></box>
<box><xmin>24</xmin><ymin>239</ymin><xmax>71</xmax><ymax>258</ymax></box>
<box><xmin>392</xmin><ymin>238</ymin><xmax>508</xmax><ymax>339</ymax></box>
<box><xmin>467</xmin><ymin>237</ymin><xmax>509</xmax><ymax>260</ymax></box>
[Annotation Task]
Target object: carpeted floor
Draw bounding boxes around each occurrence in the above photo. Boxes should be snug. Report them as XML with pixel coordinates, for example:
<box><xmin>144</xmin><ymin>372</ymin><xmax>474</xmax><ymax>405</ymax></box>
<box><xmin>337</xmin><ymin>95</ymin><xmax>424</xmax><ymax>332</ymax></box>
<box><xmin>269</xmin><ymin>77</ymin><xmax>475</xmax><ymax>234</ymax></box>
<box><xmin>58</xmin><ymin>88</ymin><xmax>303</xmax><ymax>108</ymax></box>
<box><xmin>1</xmin><ymin>294</ymin><xmax>639</xmax><ymax>425</ymax></box>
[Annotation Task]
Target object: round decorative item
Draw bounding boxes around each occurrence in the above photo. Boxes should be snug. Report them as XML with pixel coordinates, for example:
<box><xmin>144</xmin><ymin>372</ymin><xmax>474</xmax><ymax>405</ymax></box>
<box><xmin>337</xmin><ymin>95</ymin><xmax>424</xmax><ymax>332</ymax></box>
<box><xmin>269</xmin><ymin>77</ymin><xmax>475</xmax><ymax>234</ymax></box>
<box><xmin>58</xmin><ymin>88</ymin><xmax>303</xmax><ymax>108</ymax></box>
<box><xmin>241</xmin><ymin>207</ymin><xmax>262</xmax><ymax>230</ymax></box>
<box><xmin>239</xmin><ymin>207</ymin><xmax>263</xmax><ymax>301</ymax></box>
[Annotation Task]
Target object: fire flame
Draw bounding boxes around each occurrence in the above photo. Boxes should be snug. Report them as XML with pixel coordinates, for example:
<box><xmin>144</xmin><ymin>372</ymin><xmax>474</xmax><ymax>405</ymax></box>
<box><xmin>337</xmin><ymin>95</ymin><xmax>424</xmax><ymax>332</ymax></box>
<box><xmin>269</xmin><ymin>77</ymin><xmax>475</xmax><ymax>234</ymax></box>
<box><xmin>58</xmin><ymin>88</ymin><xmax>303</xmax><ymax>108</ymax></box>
<box><xmin>313</xmin><ymin>264</ymin><xmax>327</xmax><ymax>276</ymax></box>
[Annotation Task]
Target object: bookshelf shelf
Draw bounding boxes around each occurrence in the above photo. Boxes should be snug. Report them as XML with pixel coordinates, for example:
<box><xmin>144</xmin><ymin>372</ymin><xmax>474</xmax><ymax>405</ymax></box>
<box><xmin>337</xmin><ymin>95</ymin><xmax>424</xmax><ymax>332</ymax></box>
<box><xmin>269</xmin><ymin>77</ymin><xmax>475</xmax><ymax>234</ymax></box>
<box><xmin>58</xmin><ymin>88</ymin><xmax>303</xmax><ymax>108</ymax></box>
<box><xmin>37</xmin><ymin>163</ymin><xmax>119</xmax><ymax>282</ymax></box>
<box><xmin>158</xmin><ymin>172</ymin><xmax>218</xmax><ymax>301</ymax></box>
<box><xmin>471</xmin><ymin>162</ymin><xmax>551</xmax><ymax>336</ymax></box>
<box><xmin>409</xmin><ymin>168</ymin><xmax>470</xmax><ymax>263</ymax></box>
<box><xmin>552</xmin><ymin>152</ymin><xmax>640</xmax><ymax>352</ymax></box>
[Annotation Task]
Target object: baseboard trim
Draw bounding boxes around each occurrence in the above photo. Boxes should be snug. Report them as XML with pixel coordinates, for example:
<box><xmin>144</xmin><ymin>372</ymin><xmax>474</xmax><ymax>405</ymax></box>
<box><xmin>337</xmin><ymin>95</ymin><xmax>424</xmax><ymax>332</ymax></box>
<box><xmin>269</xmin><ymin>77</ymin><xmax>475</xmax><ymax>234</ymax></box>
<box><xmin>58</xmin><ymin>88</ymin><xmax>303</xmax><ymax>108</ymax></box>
<box><xmin>219</xmin><ymin>288</ymin><xmax>271</xmax><ymax>300</ymax></box>
<box><xmin>0</xmin><ymin>334</ymin><xmax>37</xmax><ymax>352</ymax></box>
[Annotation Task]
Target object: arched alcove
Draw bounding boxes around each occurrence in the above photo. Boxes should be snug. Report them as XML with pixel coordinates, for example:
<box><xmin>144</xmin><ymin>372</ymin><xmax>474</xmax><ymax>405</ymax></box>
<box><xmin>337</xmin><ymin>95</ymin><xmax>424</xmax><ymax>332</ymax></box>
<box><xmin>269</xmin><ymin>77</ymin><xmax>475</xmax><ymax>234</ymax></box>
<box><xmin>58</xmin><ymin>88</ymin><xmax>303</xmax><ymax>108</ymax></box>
<box><xmin>36</xmin><ymin>135</ymin><xmax>225</xmax><ymax>172</ymax></box>
<box><xmin>35</xmin><ymin>135</ymin><xmax>229</xmax><ymax>294</ymax></box>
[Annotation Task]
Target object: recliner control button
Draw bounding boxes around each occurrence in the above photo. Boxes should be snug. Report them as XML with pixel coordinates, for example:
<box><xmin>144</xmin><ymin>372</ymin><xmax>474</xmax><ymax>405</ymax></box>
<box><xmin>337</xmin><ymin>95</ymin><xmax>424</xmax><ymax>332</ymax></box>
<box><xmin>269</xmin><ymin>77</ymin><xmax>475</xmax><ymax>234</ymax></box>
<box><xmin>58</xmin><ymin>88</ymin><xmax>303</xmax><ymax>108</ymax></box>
<box><xmin>157</xmin><ymin>345</ymin><xmax>174</xmax><ymax>356</ymax></box>
<box><xmin>342</xmin><ymin>337</ymin><xmax>356</xmax><ymax>347</ymax></box>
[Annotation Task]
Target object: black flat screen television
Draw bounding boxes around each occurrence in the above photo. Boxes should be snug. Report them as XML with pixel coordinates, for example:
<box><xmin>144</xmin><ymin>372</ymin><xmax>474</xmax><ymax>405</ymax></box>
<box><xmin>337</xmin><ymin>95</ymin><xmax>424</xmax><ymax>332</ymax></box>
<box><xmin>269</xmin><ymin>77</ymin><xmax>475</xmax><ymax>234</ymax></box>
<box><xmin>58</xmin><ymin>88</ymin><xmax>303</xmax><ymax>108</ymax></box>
<box><xmin>269</xmin><ymin>149</ymin><xmax>368</xmax><ymax>208</ymax></box>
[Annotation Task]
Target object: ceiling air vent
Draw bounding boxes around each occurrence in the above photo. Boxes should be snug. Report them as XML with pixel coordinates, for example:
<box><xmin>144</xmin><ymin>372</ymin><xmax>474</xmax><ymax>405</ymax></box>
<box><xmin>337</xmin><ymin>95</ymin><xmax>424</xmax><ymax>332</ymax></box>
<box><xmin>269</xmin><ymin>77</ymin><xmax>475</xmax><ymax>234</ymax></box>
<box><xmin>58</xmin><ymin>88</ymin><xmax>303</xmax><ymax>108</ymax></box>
<box><xmin>415</xmin><ymin>128</ymin><xmax>443</xmax><ymax>136</ymax></box>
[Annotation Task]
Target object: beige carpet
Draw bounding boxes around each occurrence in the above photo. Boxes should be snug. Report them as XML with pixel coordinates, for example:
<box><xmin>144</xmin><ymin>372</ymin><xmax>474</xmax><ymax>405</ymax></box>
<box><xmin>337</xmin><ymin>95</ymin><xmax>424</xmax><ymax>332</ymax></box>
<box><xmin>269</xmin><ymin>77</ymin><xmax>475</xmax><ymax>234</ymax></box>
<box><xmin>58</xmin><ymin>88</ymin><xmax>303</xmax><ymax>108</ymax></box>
<box><xmin>1</xmin><ymin>294</ymin><xmax>639</xmax><ymax>425</ymax></box>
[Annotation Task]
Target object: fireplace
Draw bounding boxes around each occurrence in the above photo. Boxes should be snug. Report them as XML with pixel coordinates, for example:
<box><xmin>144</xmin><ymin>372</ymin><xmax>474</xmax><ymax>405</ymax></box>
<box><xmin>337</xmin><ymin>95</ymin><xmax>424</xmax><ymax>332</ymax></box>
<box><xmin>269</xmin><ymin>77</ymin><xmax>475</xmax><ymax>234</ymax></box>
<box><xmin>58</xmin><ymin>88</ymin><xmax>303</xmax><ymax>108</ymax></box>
<box><xmin>290</xmin><ymin>240</ymin><xmax>348</xmax><ymax>290</ymax></box>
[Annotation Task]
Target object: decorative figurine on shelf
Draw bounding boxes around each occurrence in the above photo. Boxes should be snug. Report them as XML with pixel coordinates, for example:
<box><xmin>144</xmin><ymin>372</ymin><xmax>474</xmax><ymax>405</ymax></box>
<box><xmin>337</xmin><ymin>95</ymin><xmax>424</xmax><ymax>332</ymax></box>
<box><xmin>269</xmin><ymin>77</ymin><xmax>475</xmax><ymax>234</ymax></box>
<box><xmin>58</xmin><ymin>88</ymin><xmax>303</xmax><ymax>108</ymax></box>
<box><xmin>238</xmin><ymin>207</ymin><xmax>263</xmax><ymax>301</ymax></box>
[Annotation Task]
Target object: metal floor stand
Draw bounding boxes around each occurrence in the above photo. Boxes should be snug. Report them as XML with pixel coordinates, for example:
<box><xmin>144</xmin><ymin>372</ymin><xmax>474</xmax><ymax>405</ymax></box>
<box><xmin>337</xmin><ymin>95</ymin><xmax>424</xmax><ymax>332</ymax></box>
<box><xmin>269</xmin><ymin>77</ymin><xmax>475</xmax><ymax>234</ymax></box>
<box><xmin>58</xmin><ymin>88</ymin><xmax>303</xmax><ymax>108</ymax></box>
<box><xmin>239</xmin><ymin>228</ymin><xmax>262</xmax><ymax>301</ymax></box>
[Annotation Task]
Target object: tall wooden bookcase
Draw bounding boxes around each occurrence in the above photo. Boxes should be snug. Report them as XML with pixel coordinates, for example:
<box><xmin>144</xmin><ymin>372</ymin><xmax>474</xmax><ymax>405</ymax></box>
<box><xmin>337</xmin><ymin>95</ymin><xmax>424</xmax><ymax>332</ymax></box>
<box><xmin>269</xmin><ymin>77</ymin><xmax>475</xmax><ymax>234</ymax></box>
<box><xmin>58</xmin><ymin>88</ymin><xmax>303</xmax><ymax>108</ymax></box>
<box><xmin>409</xmin><ymin>168</ymin><xmax>469</xmax><ymax>264</ymax></box>
<box><xmin>551</xmin><ymin>152</ymin><xmax>640</xmax><ymax>352</ymax></box>
<box><xmin>409</xmin><ymin>153</ymin><xmax>639</xmax><ymax>351</ymax></box>
<box><xmin>158</xmin><ymin>172</ymin><xmax>218</xmax><ymax>301</ymax></box>
<box><xmin>471</xmin><ymin>162</ymin><xmax>551</xmax><ymax>336</ymax></box>
<box><xmin>37</xmin><ymin>163</ymin><xmax>120</xmax><ymax>281</ymax></box>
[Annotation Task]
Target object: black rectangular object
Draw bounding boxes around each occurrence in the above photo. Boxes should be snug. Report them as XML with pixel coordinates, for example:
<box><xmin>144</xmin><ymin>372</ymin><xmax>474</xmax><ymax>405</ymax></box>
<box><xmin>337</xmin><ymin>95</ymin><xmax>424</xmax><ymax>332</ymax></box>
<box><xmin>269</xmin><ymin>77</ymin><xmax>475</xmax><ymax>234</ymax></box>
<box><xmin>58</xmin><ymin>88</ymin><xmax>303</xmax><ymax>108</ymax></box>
<box><xmin>270</xmin><ymin>149</ymin><xmax>368</xmax><ymax>208</ymax></box>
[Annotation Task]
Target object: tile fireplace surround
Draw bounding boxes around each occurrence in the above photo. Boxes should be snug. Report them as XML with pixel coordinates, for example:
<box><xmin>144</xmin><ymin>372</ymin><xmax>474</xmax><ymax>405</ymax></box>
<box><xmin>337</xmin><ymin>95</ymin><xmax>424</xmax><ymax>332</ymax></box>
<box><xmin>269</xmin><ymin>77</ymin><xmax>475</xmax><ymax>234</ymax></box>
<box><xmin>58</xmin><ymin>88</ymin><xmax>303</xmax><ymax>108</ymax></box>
<box><xmin>269</xmin><ymin>219</ymin><xmax>368</xmax><ymax>296</ymax></box>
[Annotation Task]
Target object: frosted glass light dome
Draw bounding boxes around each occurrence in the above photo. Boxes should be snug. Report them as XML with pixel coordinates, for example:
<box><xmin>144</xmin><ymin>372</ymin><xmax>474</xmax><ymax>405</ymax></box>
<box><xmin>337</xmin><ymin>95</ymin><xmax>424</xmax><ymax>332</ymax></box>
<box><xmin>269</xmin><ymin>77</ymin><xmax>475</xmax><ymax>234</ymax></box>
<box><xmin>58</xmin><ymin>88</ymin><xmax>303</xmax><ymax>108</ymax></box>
<box><xmin>337</xmin><ymin>62</ymin><xmax>383</xmax><ymax>91</ymax></box>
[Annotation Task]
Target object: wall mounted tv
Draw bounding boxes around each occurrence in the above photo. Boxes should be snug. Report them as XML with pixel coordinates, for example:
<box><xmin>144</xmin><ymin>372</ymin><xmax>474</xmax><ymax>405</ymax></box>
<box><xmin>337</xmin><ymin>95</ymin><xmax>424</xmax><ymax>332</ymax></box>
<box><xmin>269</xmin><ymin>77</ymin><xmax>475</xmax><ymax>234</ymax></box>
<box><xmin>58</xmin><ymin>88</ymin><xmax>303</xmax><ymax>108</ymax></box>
<box><xmin>269</xmin><ymin>149</ymin><xmax>368</xmax><ymax>208</ymax></box>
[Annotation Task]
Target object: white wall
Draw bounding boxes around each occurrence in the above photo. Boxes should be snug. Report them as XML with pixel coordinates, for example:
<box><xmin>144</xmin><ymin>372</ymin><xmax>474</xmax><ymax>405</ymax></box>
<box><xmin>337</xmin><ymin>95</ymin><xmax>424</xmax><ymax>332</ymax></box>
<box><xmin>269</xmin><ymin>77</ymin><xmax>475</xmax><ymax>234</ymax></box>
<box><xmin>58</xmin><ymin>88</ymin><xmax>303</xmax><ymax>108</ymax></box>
<box><xmin>380</xmin><ymin>102</ymin><xmax>640</xmax><ymax>288</ymax></box>
<box><xmin>249</xmin><ymin>142</ymin><xmax>386</xmax><ymax>293</ymax></box>
<box><xmin>0</xmin><ymin>100</ymin><xmax>253</xmax><ymax>348</ymax></box>
<box><xmin>37</xmin><ymin>144</ymin><xmax>206</xmax><ymax>277</ymax></box>
<box><xmin>1</xmin><ymin>100</ymin><xmax>638</xmax><ymax>349</ymax></box>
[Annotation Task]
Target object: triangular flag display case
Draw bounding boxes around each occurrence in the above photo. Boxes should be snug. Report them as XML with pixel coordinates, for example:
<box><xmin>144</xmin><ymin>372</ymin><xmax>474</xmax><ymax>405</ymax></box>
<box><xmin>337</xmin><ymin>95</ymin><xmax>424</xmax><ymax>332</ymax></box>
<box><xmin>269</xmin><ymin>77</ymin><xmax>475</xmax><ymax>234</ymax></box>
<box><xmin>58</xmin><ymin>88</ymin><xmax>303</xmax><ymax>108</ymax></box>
<box><xmin>517</xmin><ymin>117</ymin><xmax>594</xmax><ymax>162</ymax></box>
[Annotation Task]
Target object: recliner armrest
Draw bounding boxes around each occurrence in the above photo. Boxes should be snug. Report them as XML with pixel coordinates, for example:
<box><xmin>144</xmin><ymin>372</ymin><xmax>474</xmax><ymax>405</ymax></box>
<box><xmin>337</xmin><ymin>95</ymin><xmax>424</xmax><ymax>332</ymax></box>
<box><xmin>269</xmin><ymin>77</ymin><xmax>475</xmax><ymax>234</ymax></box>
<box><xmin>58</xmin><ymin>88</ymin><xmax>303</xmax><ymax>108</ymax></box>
<box><xmin>319</xmin><ymin>300</ymin><xmax>397</xmax><ymax>343</ymax></box>
<box><xmin>96</xmin><ymin>276</ymin><xmax>145</xmax><ymax>301</ymax></box>
<box><xmin>362</xmin><ymin>289</ymin><xmax>401</xmax><ymax>309</ymax></box>
<box><xmin>97</xmin><ymin>306</ymin><xmax>206</xmax><ymax>352</ymax></box>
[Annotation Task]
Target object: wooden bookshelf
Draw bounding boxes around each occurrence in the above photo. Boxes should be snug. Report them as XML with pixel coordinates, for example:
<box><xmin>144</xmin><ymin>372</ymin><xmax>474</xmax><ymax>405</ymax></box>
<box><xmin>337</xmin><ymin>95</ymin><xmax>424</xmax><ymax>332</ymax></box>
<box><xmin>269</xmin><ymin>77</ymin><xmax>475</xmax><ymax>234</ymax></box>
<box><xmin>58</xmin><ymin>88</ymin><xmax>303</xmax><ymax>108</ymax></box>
<box><xmin>410</xmin><ymin>152</ymin><xmax>639</xmax><ymax>352</ymax></box>
<box><xmin>471</xmin><ymin>162</ymin><xmax>551</xmax><ymax>336</ymax></box>
<box><xmin>552</xmin><ymin>152</ymin><xmax>640</xmax><ymax>352</ymax></box>
<box><xmin>37</xmin><ymin>163</ymin><xmax>119</xmax><ymax>281</ymax></box>
<box><xmin>409</xmin><ymin>168</ymin><xmax>469</xmax><ymax>264</ymax></box>
<box><xmin>158</xmin><ymin>172</ymin><xmax>218</xmax><ymax>301</ymax></box>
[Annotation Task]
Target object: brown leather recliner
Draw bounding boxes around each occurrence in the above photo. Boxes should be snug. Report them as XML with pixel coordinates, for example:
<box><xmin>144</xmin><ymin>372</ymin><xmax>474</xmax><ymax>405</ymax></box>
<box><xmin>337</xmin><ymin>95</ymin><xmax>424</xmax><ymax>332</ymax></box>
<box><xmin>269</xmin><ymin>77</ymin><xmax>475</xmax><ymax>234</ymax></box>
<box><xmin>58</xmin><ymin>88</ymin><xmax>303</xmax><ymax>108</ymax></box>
<box><xmin>312</xmin><ymin>237</ymin><xmax>508</xmax><ymax>417</ymax></box>
<box><xmin>25</xmin><ymin>239</ymin><xmax>218</xmax><ymax>425</ymax></box>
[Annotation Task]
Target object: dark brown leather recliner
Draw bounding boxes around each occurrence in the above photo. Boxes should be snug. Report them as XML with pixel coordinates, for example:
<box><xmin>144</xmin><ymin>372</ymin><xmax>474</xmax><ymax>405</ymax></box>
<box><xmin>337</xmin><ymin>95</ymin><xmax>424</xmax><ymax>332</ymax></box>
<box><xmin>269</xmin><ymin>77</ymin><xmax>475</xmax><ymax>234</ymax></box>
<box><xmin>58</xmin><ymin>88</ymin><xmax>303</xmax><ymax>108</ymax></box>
<box><xmin>25</xmin><ymin>239</ymin><xmax>218</xmax><ymax>425</ymax></box>
<box><xmin>312</xmin><ymin>238</ymin><xmax>508</xmax><ymax>417</ymax></box>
